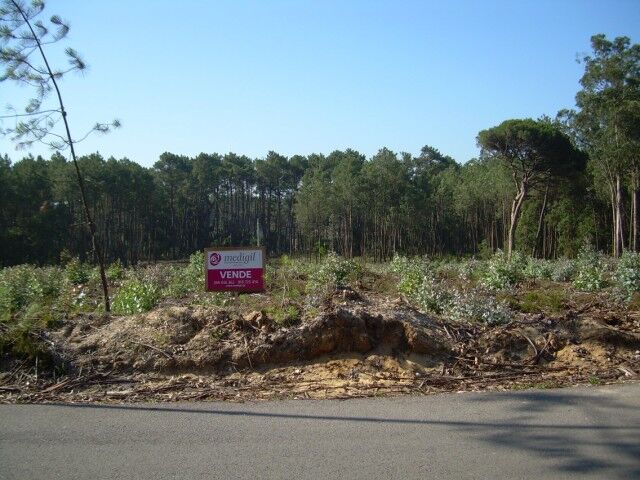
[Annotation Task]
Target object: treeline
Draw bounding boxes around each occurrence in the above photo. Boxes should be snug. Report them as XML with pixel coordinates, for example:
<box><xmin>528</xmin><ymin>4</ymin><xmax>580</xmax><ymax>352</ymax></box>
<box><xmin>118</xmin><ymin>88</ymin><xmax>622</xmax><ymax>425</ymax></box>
<box><xmin>0</xmin><ymin>143</ymin><xmax>609</xmax><ymax>265</ymax></box>
<box><xmin>0</xmin><ymin>34</ymin><xmax>637</xmax><ymax>266</ymax></box>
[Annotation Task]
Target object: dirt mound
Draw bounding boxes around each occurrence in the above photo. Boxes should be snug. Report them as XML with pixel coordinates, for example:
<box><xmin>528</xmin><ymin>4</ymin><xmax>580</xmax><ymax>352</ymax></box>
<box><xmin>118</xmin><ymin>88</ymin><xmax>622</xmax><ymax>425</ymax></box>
<box><xmin>57</xmin><ymin>299</ymin><xmax>451</xmax><ymax>374</ymax></box>
<box><xmin>1</xmin><ymin>291</ymin><xmax>639</xmax><ymax>403</ymax></box>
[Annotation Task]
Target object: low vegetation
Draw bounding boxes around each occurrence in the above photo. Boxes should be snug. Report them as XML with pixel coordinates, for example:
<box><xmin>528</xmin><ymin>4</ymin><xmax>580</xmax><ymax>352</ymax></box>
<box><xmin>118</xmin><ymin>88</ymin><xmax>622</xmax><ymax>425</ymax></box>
<box><xmin>1</xmin><ymin>249</ymin><xmax>638</xmax><ymax>365</ymax></box>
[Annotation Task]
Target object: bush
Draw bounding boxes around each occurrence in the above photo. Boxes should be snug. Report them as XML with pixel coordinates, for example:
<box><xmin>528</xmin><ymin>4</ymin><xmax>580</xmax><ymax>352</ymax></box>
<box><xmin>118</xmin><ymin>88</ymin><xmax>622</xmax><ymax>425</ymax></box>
<box><xmin>64</xmin><ymin>257</ymin><xmax>91</xmax><ymax>285</ymax></box>
<box><xmin>391</xmin><ymin>257</ymin><xmax>452</xmax><ymax>314</ymax></box>
<box><xmin>112</xmin><ymin>279</ymin><xmax>160</xmax><ymax>314</ymax></box>
<box><xmin>390</xmin><ymin>255</ymin><xmax>512</xmax><ymax>325</ymax></box>
<box><xmin>397</xmin><ymin>266</ymin><xmax>425</xmax><ymax>298</ymax></box>
<box><xmin>390</xmin><ymin>254</ymin><xmax>429</xmax><ymax>275</ymax></box>
<box><xmin>164</xmin><ymin>252</ymin><xmax>205</xmax><ymax>297</ymax></box>
<box><xmin>0</xmin><ymin>317</ymin><xmax>52</xmax><ymax>360</ymax></box>
<box><xmin>411</xmin><ymin>276</ymin><xmax>452</xmax><ymax>314</ymax></box>
<box><xmin>390</xmin><ymin>254</ymin><xmax>430</xmax><ymax>293</ymax></box>
<box><xmin>266</xmin><ymin>304</ymin><xmax>300</xmax><ymax>326</ymax></box>
<box><xmin>572</xmin><ymin>245</ymin><xmax>605</xmax><ymax>292</ymax></box>
<box><xmin>614</xmin><ymin>251</ymin><xmax>640</xmax><ymax>300</ymax></box>
<box><xmin>455</xmin><ymin>259</ymin><xmax>481</xmax><ymax>281</ymax></box>
<box><xmin>0</xmin><ymin>265</ymin><xmax>67</xmax><ymax>360</ymax></box>
<box><xmin>0</xmin><ymin>265</ymin><xmax>65</xmax><ymax>319</ymax></box>
<box><xmin>552</xmin><ymin>258</ymin><xmax>577</xmax><ymax>282</ymax></box>
<box><xmin>477</xmin><ymin>240</ymin><xmax>493</xmax><ymax>260</ymax></box>
<box><xmin>447</xmin><ymin>289</ymin><xmax>512</xmax><ymax>325</ymax></box>
<box><xmin>523</xmin><ymin>258</ymin><xmax>554</xmax><ymax>281</ymax></box>
<box><xmin>306</xmin><ymin>252</ymin><xmax>363</xmax><ymax>298</ymax></box>
<box><xmin>107</xmin><ymin>260</ymin><xmax>125</xmax><ymax>282</ymax></box>
<box><xmin>518</xmin><ymin>288</ymin><xmax>567</xmax><ymax>314</ymax></box>
<box><xmin>480</xmin><ymin>251</ymin><xmax>525</xmax><ymax>290</ymax></box>
<box><xmin>0</xmin><ymin>266</ymin><xmax>38</xmax><ymax>318</ymax></box>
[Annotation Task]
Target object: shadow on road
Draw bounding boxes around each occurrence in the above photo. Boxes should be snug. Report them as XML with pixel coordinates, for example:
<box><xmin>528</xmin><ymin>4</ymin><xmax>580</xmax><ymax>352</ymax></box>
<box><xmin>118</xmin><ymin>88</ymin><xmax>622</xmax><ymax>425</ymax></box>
<box><xmin>460</xmin><ymin>387</ymin><xmax>640</xmax><ymax>478</ymax></box>
<box><xmin>43</xmin><ymin>385</ymin><xmax>640</xmax><ymax>479</ymax></box>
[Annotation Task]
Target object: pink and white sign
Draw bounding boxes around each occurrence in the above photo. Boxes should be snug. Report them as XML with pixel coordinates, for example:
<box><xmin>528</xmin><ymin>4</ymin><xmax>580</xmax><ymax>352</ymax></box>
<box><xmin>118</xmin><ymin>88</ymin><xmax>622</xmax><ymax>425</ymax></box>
<box><xmin>205</xmin><ymin>247</ymin><xmax>265</xmax><ymax>292</ymax></box>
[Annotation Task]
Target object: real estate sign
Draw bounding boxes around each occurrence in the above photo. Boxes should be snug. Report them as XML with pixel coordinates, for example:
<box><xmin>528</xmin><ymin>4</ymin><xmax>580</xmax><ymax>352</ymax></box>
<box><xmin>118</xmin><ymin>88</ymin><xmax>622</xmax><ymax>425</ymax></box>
<box><xmin>205</xmin><ymin>247</ymin><xmax>265</xmax><ymax>292</ymax></box>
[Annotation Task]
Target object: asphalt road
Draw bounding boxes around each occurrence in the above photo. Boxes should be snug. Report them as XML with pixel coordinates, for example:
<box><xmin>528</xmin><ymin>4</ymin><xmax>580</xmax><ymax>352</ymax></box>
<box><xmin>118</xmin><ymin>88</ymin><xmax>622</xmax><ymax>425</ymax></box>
<box><xmin>1</xmin><ymin>383</ymin><xmax>639</xmax><ymax>480</ymax></box>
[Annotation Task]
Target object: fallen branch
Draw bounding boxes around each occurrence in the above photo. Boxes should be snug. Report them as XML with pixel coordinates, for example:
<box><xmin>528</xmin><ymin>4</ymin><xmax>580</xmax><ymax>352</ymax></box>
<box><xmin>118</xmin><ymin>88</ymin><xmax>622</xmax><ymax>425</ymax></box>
<box><xmin>519</xmin><ymin>332</ymin><xmax>539</xmax><ymax>359</ymax></box>
<box><xmin>131</xmin><ymin>341</ymin><xmax>172</xmax><ymax>359</ymax></box>
<box><xmin>0</xmin><ymin>386</ymin><xmax>21</xmax><ymax>392</ymax></box>
<box><xmin>243</xmin><ymin>337</ymin><xmax>253</xmax><ymax>369</ymax></box>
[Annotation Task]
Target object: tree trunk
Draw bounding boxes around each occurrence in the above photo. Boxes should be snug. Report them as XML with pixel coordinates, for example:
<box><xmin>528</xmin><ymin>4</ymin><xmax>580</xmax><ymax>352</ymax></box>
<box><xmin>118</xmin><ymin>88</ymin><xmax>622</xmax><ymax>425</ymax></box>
<box><xmin>611</xmin><ymin>186</ymin><xmax>617</xmax><ymax>257</ymax></box>
<box><xmin>532</xmin><ymin>184</ymin><xmax>549</xmax><ymax>258</ymax></box>
<box><xmin>16</xmin><ymin>4</ymin><xmax>110</xmax><ymax>310</ymax></box>
<box><xmin>632</xmin><ymin>172</ymin><xmax>638</xmax><ymax>252</ymax></box>
<box><xmin>616</xmin><ymin>174</ymin><xmax>624</xmax><ymax>256</ymax></box>
<box><xmin>507</xmin><ymin>182</ymin><xmax>528</xmax><ymax>259</ymax></box>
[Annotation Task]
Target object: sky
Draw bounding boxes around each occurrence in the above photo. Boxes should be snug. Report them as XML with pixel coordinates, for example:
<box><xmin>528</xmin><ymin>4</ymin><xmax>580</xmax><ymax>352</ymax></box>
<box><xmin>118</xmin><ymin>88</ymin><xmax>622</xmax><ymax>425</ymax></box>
<box><xmin>1</xmin><ymin>0</ymin><xmax>639</xmax><ymax>167</ymax></box>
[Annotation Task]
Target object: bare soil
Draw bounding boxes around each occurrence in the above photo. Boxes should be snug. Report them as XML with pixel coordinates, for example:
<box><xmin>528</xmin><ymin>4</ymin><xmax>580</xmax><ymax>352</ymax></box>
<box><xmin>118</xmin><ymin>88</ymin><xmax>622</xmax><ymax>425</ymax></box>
<box><xmin>1</xmin><ymin>288</ymin><xmax>639</xmax><ymax>403</ymax></box>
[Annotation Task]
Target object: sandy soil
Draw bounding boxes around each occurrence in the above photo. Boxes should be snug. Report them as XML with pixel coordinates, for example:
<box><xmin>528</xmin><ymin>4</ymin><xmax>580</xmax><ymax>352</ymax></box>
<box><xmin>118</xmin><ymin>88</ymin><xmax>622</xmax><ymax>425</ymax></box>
<box><xmin>1</xmin><ymin>289</ymin><xmax>639</xmax><ymax>403</ymax></box>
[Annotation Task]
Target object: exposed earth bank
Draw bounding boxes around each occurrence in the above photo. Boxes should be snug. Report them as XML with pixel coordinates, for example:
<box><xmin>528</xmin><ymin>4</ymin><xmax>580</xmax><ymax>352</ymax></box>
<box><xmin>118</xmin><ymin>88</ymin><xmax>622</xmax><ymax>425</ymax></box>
<box><xmin>1</xmin><ymin>289</ymin><xmax>639</xmax><ymax>402</ymax></box>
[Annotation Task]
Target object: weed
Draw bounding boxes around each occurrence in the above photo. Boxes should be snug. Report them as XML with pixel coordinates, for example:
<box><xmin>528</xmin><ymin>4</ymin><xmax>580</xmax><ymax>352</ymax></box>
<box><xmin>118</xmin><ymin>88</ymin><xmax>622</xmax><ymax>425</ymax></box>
<box><xmin>163</xmin><ymin>252</ymin><xmax>204</xmax><ymax>297</ymax></box>
<box><xmin>306</xmin><ymin>252</ymin><xmax>363</xmax><ymax>300</ymax></box>
<box><xmin>614</xmin><ymin>251</ymin><xmax>640</xmax><ymax>300</ymax></box>
<box><xmin>210</xmin><ymin>327</ymin><xmax>228</xmax><ymax>341</ymax></box>
<box><xmin>533</xmin><ymin>381</ymin><xmax>558</xmax><ymax>389</ymax></box>
<box><xmin>64</xmin><ymin>257</ymin><xmax>91</xmax><ymax>285</ymax></box>
<box><xmin>112</xmin><ymin>279</ymin><xmax>160</xmax><ymax>314</ymax></box>
<box><xmin>511</xmin><ymin>380</ymin><xmax>557</xmax><ymax>391</ymax></box>
<box><xmin>552</xmin><ymin>258</ymin><xmax>577</xmax><ymax>282</ymax></box>
<box><xmin>390</xmin><ymin>254</ymin><xmax>512</xmax><ymax>325</ymax></box>
<box><xmin>267</xmin><ymin>304</ymin><xmax>300</xmax><ymax>326</ymax></box>
<box><xmin>523</xmin><ymin>258</ymin><xmax>554</xmax><ymax>281</ymax></box>
<box><xmin>517</xmin><ymin>287</ymin><xmax>567</xmax><ymax>314</ymax></box>
<box><xmin>447</xmin><ymin>289</ymin><xmax>512</xmax><ymax>325</ymax></box>
<box><xmin>107</xmin><ymin>260</ymin><xmax>125</xmax><ymax>282</ymax></box>
<box><xmin>480</xmin><ymin>250</ymin><xmax>525</xmax><ymax>290</ymax></box>
<box><xmin>573</xmin><ymin>244</ymin><xmax>605</xmax><ymax>292</ymax></box>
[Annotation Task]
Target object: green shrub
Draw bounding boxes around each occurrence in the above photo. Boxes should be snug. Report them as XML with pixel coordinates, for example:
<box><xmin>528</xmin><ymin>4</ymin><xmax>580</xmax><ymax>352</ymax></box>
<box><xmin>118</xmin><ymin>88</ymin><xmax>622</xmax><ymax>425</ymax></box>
<box><xmin>409</xmin><ymin>276</ymin><xmax>452</xmax><ymax>314</ymax></box>
<box><xmin>523</xmin><ymin>258</ymin><xmax>554</xmax><ymax>281</ymax></box>
<box><xmin>64</xmin><ymin>257</ymin><xmax>91</xmax><ymax>285</ymax></box>
<box><xmin>552</xmin><ymin>258</ymin><xmax>577</xmax><ymax>282</ymax></box>
<box><xmin>391</xmin><ymin>255</ymin><xmax>512</xmax><ymax>325</ymax></box>
<box><xmin>391</xmin><ymin>256</ymin><xmax>452</xmax><ymax>314</ymax></box>
<box><xmin>477</xmin><ymin>240</ymin><xmax>493</xmax><ymax>260</ymax></box>
<box><xmin>614</xmin><ymin>251</ymin><xmax>640</xmax><ymax>300</ymax></box>
<box><xmin>164</xmin><ymin>252</ymin><xmax>204</xmax><ymax>297</ymax></box>
<box><xmin>107</xmin><ymin>260</ymin><xmax>125</xmax><ymax>281</ymax></box>
<box><xmin>0</xmin><ymin>265</ymin><xmax>68</xmax><ymax>361</ymax></box>
<box><xmin>447</xmin><ymin>289</ymin><xmax>512</xmax><ymax>325</ymax></box>
<box><xmin>306</xmin><ymin>252</ymin><xmax>363</xmax><ymax>298</ymax></box>
<box><xmin>0</xmin><ymin>265</ymin><xmax>64</xmax><ymax>318</ymax></box>
<box><xmin>390</xmin><ymin>255</ymin><xmax>430</xmax><ymax>295</ymax></box>
<box><xmin>112</xmin><ymin>279</ymin><xmax>160</xmax><ymax>314</ymax></box>
<box><xmin>390</xmin><ymin>254</ymin><xmax>429</xmax><ymax>275</ymax></box>
<box><xmin>0</xmin><ymin>318</ymin><xmax>52</xmax><ymax>360</ymax></box>
<box><xmin>397</xmin><ymin>266</ymin><xmax>425</xmax><ymax>297</ymax></box>
<box><xmin>455</xmin><ymin>259</ymin><xmax>482</xmax><ymax>281</ymax></box>
<box><xmin>267</xmin><ymin>304</ymin><xmax>300</xmax><ymax>326</ymax></box>
<box><xmin>0</xmin><ymin>266</ymin><xmax>40</xmax><ymax>316</ymax></box>
<box><xmin>572</xmin><ymin>245</ymin><xmax>605</xmax><ymax>292</ymax></box>
<box><xmin>480</xmin><ymin>251</ymin><xmax>525</xmax><ymax>290</ymax></box>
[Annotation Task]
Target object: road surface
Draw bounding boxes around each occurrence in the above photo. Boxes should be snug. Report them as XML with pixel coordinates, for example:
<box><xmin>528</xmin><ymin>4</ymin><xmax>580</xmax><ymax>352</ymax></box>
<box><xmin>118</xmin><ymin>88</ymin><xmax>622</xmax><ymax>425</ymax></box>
<box><xmin>1</xmin><ymin>383</ymin><xmax>639</xmax><ymax>479</ymax></box>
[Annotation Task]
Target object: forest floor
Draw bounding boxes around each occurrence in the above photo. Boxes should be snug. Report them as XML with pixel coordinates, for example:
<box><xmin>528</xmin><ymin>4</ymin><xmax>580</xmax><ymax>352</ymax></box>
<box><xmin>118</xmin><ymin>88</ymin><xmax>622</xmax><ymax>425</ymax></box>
<box><xmin>1</xmin><ymin>270</ymin><xmax>639</xmax><ymax>403</ymax></box>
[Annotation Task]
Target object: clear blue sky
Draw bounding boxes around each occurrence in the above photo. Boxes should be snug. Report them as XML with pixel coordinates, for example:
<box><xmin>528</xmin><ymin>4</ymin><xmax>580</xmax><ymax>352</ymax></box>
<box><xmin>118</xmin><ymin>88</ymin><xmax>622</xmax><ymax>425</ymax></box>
<box><xmin>1</xmin><ymin>0</ymin><xmax>639</xmax><ymax>166</ymax></box>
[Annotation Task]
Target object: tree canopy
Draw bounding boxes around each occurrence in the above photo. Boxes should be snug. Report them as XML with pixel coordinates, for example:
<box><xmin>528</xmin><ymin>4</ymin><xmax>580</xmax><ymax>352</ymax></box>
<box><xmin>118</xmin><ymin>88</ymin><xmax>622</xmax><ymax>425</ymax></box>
<box><xmin>477</xmin><ymin>119</ymin><xmax>585</xmax><ymax>257</ymax></box>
